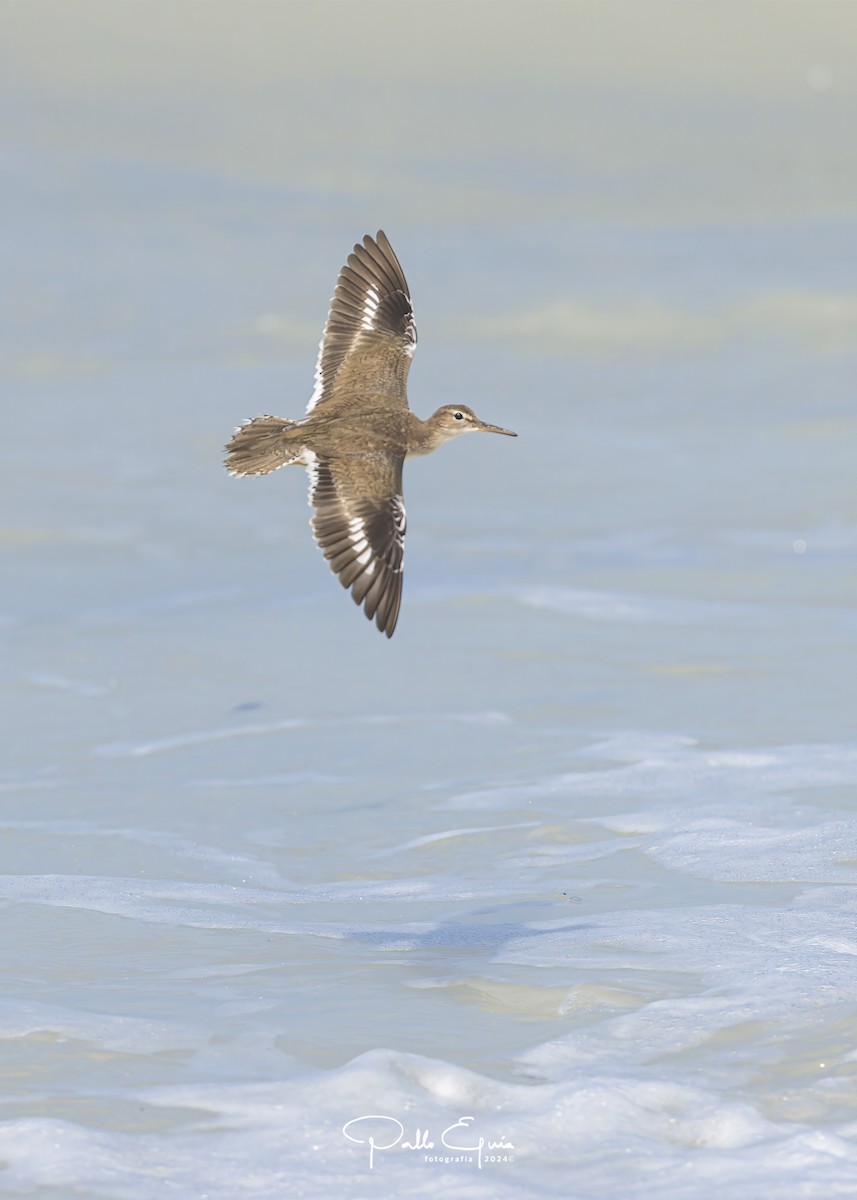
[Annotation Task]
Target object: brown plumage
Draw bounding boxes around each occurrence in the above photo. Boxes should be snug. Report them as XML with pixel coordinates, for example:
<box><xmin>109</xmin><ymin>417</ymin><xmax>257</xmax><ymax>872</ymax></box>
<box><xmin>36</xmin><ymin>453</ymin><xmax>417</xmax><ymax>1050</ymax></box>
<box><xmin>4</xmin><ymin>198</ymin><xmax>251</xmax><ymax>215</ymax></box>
<box><xmin>225</xmin><ymin>231</ymin><xmax>516</xmax><ymax>637</ymax></box>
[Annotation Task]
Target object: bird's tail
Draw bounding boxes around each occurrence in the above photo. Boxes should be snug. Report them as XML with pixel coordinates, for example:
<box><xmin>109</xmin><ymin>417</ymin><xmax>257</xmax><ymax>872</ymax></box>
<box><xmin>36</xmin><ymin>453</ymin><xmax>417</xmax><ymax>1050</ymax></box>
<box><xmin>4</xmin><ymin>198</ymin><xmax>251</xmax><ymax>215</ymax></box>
<box><xmin>224</xmin><ymin>415</ymin><xmax>302</xmax><ymax>476</ymax></box>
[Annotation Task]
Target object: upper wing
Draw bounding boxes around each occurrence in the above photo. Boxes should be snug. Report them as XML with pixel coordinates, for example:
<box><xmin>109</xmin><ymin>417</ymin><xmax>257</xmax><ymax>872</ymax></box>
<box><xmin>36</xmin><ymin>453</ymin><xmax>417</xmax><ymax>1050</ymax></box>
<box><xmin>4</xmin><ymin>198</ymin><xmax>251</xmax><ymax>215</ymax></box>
<box><xmin>308</xmin><ymin>451</ymin><xmax>406</xmax><ymax>638</ymax></box>
<box><xmin>307</xmin><ymin>231</ymin><xmax>417</xmax><ymax>415</ymax></box>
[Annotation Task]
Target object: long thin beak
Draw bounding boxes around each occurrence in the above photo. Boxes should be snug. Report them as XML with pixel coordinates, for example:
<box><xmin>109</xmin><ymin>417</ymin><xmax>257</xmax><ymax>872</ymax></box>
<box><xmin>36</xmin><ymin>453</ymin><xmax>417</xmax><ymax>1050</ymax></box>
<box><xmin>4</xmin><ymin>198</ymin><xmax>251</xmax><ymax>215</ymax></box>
<box><xmin>477</xmin><ymin>420</ymin><xmax>517</xmax><ymax>437</ymax></box>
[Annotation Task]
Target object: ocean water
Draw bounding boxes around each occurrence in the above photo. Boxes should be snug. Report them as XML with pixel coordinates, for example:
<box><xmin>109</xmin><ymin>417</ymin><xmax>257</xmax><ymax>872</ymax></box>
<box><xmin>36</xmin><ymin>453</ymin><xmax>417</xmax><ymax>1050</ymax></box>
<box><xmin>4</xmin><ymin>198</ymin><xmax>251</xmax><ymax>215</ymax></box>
<box><xmin>3</xmin><ymin>4</ymin><xmax>857</xmax><ymax>1196</ymax></box>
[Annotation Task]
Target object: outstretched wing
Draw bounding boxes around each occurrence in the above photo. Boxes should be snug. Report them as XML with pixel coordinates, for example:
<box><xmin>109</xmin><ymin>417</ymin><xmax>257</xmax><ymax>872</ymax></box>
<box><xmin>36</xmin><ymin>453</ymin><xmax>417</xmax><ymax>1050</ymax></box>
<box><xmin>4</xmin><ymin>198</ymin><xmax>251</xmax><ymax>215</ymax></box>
<box><xmin>308</xmin><ymin>231</ymin><xmax>417</xmax><ymax>414</ymax></box>
<box><xmin>308</xmin><ymin>451</ymin><xmax>406</xmax><ymax>638</ymax></box>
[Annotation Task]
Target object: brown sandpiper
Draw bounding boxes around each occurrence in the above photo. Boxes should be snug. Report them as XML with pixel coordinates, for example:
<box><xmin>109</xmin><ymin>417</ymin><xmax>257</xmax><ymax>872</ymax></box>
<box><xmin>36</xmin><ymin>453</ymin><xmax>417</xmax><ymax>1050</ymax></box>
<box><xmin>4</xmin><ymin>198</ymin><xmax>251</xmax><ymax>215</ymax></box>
<box><xmin>224</xmin><ymin>231</ymin><xmax>516</xmax><ymax>637</ymax></box>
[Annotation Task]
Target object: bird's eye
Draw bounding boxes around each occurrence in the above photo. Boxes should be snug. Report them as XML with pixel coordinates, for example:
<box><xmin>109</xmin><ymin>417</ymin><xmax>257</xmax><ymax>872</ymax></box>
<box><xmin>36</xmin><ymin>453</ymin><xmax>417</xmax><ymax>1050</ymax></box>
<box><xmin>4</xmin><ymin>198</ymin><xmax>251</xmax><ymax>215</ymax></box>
<box><xmin>454</xmin><ymin>411</ymin><xmax>463</xmax><ymax>420</ymax></box>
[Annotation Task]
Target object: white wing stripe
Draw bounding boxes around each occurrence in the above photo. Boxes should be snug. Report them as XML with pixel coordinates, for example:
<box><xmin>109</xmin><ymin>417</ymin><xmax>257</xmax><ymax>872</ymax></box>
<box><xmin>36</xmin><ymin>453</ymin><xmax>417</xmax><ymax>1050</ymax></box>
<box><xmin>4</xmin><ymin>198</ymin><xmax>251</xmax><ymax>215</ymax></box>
<box><xmin>361</xmin><ymin>285</ymin><xmax>380</xmax><ymax>331</ymax></box>
<box><xmin>307</xmin><ymin>337</ymin><xmax>327</xmax><ymax>412</ymax></box>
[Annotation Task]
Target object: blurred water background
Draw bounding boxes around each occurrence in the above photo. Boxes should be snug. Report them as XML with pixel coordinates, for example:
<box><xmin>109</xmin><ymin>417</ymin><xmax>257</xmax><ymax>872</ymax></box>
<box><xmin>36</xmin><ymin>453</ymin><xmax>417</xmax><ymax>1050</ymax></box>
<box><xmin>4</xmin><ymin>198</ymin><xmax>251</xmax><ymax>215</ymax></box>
<box><xmin>3</xmin><ymin>2</ymin><xmax>857</xmax><ymax>1196</ymax></box>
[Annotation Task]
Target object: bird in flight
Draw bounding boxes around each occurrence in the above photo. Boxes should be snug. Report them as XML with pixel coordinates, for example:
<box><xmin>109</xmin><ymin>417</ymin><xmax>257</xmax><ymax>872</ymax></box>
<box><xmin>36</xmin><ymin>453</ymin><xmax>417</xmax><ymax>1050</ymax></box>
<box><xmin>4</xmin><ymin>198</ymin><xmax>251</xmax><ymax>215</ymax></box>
<box><xmin>225</xmin><ymin>231</ymin><xmax>516</xmax><ymax>637</ymax></box>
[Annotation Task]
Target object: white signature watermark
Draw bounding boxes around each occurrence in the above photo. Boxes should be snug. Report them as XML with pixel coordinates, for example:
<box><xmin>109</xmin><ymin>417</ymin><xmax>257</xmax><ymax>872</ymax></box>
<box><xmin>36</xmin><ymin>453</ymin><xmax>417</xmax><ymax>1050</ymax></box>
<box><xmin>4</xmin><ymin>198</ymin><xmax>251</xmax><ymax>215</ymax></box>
<box><xmin>342</xmin><ymin>1114</ymin><xmax>515</xmax><ymax>1170</ymax></box>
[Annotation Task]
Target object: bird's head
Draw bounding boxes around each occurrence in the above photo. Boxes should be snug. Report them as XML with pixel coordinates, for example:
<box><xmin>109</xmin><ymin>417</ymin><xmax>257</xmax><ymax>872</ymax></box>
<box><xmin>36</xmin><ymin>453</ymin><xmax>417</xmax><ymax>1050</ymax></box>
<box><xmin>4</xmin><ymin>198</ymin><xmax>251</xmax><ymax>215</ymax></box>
<box><xmin>430</xmin><ymin>404</ymin><xmax>517</xmax><ymax>440</ymax></box>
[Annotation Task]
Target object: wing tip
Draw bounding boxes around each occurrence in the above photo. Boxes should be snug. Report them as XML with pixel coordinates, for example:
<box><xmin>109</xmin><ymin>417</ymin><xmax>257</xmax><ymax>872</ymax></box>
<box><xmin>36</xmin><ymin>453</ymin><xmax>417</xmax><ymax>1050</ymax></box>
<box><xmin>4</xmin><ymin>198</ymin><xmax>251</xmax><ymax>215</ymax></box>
<box><xmin>375</xmin><ymin>602</ymin><xmax>399</xmax><ymax>638</ymax></box>
<box><xmin>359</xmin><ymin>229</ymin><xmax>386</xmax><ymax>248</ymax></box>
